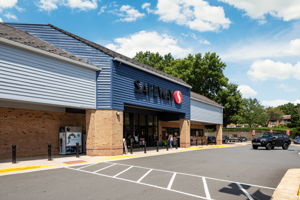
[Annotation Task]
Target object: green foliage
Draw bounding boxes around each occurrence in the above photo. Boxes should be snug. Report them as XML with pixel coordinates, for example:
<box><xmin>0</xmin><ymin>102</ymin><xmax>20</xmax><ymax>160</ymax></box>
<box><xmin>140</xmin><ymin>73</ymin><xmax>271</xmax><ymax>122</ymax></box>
<box><xmin>266</xmin><ymin>107</ymin><xmax>284</xmax><ymax>121</ymax></box>
<box><xmin>236</xmin><ymin>98</ymin><xmax>268</xmax><ymax>127</ymax></box>
<box><xmin>133</xmin><ymin>51</ymin><xmax>243</xmax><ymax>125</ymax></box>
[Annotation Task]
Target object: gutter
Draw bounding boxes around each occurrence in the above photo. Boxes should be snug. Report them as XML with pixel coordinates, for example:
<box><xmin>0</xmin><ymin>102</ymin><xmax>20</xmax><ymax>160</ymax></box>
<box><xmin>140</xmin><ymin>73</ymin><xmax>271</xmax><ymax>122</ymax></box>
<box><xmin>113</xmin><ymin>57</ymin><xmax>192</xmax><ymax>89</ymax></box>
<box><xmin>0</xmin><ymin>37</ymin><xmax>100</xmax><ymax>71</ymax></box>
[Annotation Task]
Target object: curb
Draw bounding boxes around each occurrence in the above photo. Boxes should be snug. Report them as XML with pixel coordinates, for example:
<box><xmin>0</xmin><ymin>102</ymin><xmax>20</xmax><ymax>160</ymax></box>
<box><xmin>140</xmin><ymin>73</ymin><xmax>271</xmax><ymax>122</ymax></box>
<box><xmin>0</xmin><ymin>144</ymin><xmax>238</xmax><ymax>175</ymax></box>
<box><xmin>272</xmin><ymin>168</ymin><xmax>300</xmax><ymax>200</ymax></box>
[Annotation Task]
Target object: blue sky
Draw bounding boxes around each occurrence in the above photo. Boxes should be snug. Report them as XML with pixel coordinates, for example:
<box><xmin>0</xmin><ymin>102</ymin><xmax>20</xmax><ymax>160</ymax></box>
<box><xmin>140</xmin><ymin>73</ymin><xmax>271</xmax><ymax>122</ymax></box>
<box><xmin>1</xmin><ymin>0</ymin><xmax>300</xmax><ymax>107</ymax></box>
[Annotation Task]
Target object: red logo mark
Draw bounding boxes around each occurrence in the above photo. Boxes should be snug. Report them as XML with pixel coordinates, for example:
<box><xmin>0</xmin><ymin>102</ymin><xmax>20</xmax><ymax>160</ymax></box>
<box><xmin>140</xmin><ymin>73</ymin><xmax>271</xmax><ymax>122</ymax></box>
<box><xmin>173</xmin><ymin>90</ymin><xmax>183</xmax><ymax>104</ymax></box>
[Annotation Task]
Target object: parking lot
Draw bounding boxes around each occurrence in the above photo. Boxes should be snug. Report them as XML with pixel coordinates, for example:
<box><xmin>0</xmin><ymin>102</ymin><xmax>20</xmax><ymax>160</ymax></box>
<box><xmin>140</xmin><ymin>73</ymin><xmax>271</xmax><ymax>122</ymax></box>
<box><xmin>0</xmin><ymin>145</ymin><xmax>299</xmax><ymax>200</ymax></box>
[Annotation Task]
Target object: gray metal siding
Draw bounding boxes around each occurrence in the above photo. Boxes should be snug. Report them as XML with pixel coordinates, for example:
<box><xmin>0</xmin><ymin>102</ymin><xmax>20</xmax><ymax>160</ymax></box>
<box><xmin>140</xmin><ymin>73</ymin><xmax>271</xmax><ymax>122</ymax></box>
<box><xmin>191</xmin><ymin>99</ymin><xmax>223</xmax><ymax>124</ymax></box>
<box><xmin>0</xmin><ymin>43</ymin><xmax>96</xmax><ymax>108</ymax></box>
<box><xmin>8</xmin><ymin>23</ymin><xmax>112</xmax><ymax>109</ymax></box>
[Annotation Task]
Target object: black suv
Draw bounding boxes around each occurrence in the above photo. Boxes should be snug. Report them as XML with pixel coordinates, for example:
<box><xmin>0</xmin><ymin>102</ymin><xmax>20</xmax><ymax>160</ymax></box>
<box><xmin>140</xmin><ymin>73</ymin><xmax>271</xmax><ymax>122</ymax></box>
<box><xmin>252</xmin><ymin>133</ymin><xmax>291</xmax><ymax>150</ymax></box>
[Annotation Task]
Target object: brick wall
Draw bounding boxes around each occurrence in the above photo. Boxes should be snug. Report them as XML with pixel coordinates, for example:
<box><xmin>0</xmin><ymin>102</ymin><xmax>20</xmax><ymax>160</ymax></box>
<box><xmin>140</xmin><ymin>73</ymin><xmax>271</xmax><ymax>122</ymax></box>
<box><xmin>0</xmin><ymin>107</ymin><xmax>85</xmax><ymax>159</ymax></box>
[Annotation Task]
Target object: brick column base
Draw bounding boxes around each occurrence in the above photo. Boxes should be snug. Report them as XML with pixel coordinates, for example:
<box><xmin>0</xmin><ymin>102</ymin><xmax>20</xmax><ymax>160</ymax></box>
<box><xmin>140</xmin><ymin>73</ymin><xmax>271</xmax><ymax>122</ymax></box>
<box><xmin>86</xmin><ymin>109</ymin><xmax>123</xmax><ymax>156</ymax></box>
<box><xmin>216</xmin><ymin>124</ymin><xmax>223</xmax><ymax>145</ymax></box>
<box><xmin>180</xmin><ymin>118</ymin><xmax>190</xmax><ymax>148</ymax></box>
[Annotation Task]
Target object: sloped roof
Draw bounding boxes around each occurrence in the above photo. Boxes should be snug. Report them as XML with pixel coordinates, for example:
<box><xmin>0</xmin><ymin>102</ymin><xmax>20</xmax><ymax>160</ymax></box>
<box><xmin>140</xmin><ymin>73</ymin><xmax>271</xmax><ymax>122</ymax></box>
<box><xmin>0</xmin><ymin>23</ymin><xmax>95</xmax><ymax>67</ymax></box>
<box><xmin>47</xmin><ymin>24</ymin><xmax>191</xmax><ymax>88</ymax></box>
<box><xmin>191</xmin><ymin>91</ymin><xmax>223</xmax><ymax>108</ymax></box>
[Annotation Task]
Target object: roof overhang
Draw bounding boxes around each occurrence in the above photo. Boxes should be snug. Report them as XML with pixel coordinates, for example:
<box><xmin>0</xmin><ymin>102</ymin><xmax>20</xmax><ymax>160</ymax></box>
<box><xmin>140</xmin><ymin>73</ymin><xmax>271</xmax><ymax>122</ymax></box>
<box><xmin>190</xmin><ymin>97</ymin><xmax>224</xmax><ymax>108</ymax></box>
<box><xmin>113</xmin><ymin>57</ymin><xmax>192</xmax><ymax>89</ymax></box>
<box><xmin>0</xmin><ymin>37</ymin><xmax>100</xmax><ymax>71</ymax></box>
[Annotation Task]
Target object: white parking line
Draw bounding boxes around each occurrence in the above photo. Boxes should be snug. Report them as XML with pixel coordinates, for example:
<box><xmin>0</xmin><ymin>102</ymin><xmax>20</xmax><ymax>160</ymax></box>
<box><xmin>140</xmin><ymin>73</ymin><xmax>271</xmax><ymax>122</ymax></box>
<box><xmin>67</xmin><ymin>167</ymin><xmax>210</xmax><ymax>200</ymax></box>
<box><xmin>167</xmin><ymin>173</ymin><xmax>177</xmax><ymax>190</ymax></box>
<box><xmin>237</xmin><ymin>182</ymin><xmax>254</xmax><ymax>200</ymax></box>
<box><xmin>113</xmin><ymin>166</ymin><xmax>133</xmax><ymax>178</ymax></box>
<box><xmin>76</xmin><ymin>162</ymin><xmax>100</xmax><ymax>170</ymax></box>
<box><xmin>93</xmin><ymin>163</ymin><xmax>116</xmax><ymax>173</ymax></box>
<box><xmin>137</xmin><ymin>169</ymin><xmax>153</xmax><ymax>183</ymax></box>
<box><xmin>108</xmin><ymin>162</ymin><xmax>275</xmax><ymax>190</ymax></box>
<box><xmin>202</xmin><ymin>177</ymin><xmax>211</xmax><ymax>200</ymax></box>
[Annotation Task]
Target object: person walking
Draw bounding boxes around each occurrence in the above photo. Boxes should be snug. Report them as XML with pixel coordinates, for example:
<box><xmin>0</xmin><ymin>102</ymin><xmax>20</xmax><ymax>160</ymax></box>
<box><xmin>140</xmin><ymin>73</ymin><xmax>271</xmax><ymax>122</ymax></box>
<box><xmin>168</xmin><ymin>134</ymin><xmax>174</xmax><ymax>148</ymax></box>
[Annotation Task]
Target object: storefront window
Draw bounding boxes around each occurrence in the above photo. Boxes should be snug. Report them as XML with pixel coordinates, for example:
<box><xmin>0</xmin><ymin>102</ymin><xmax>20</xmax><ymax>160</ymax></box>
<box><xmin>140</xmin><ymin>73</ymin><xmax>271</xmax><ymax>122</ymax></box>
<box><xmin>191</xmin><ymin>129</ymin><xmax>204</xmax><ymax>137</ymax></box>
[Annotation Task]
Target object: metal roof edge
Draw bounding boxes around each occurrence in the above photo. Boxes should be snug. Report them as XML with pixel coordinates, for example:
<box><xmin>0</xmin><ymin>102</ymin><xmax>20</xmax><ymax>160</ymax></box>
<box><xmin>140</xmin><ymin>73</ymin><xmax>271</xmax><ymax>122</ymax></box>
<box><xmin>0</xmin><ymin>37</ymin><xmax>100</xmax><ymax>71</ymax></box>
<box><xmin>48</xmin><ymin>24</ymin><xmax>191</xmax><ymax>88</ymax></box>
<box><xmin>190</xmin><ymin>96</ymin><xmax>224</xmax><ymax>108</ymax></box>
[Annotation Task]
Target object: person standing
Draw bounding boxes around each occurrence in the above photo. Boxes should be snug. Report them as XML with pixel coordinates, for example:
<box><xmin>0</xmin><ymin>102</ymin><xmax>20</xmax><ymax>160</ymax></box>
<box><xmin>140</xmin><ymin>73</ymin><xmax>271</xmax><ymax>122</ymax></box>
<box><xmin>168</xmin><ymin>134</ymin><xmax>174</xmax><ymax>148</ymax></box>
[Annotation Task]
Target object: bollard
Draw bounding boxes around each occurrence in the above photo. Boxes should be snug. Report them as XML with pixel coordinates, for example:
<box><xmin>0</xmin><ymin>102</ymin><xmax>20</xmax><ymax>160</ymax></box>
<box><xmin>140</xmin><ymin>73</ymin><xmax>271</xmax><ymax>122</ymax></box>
<box><xmin>166</xmin><ymin>140</ymin><xmax>169</xmax><ymax>151</ymax></box>
<box><xmin>12</xmin><ymin>145</ymin><xmax>16</xmax><ymax>164</ymax></box>
<box><xmin>76</xmin><ymin>143</ymin><xmax>79</xmax><ymax>158</ymax></box>
<box><xmin>156</xmin><ymin>141</ymin><xmax>159</xmax><ymax>152</ymax></box>
<box><xmin>196</xmin><ymin>139</ymin><xmax>198</xmax><ymax>146</ymax></box>
<box><xmin>48</xmin><ymin>144</ymin><xmax>52</xmax><ymax>161</ymax></box>
<box><xmin>175</xmin><ymin>139</ymin><xmax>178</xmax><ymax>149</ymax></box>
<box><xmin>144</xmin><ymin>141</ymin><xmax>147</xmax><ymax>154</ymax></box>
<box><xmin>130</xmin><ymin>139</ymin><xmax>133</xmax><ymax>154</ymax></box>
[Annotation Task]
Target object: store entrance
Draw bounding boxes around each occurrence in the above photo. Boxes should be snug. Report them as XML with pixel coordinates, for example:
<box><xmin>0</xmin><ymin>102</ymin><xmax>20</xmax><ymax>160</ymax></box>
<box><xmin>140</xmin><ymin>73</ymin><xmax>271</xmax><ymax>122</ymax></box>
<box><xmin>124</xmin><ymin>110</ymin><xmax>158</xmax><ymax>147</ymax></box>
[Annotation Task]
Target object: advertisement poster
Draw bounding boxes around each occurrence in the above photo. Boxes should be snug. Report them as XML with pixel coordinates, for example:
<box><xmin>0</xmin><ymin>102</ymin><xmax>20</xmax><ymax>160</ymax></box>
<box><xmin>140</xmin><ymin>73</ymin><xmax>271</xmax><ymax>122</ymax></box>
<box><xmin>66</xmin><ymin>132</ymin><xmax>81</xmax><ymax>146</ymax></box>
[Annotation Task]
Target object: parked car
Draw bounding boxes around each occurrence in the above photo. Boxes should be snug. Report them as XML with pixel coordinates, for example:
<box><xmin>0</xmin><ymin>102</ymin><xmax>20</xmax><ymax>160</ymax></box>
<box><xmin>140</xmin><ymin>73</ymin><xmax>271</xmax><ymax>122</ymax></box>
<box><xmin>228</xmin><ymin>136</ymin><xmax>239</xmax><ymax>142</ymax></box>
<box><xmin>207</xmin><ymin>136</ymin><xmax>216</xmax><ymax>144</ymax></box>
<box><xmin>294</xmin><ymin>136</ymin><xmax>300</xmax><ymax>144</ymax></box>
<box><xmin>222</xmin><ymin>136</ymin><xmax>229</xmax><ymax>144</ymax></box>
<box><xmin>239</xmin><ymin>136</ymin><xmax>247</xmax><ymax>142</ymax></box>
<box><xmin>252</xmin><ymin>133</ymin><xmax>291</xmax><ymax>150</ymax></box>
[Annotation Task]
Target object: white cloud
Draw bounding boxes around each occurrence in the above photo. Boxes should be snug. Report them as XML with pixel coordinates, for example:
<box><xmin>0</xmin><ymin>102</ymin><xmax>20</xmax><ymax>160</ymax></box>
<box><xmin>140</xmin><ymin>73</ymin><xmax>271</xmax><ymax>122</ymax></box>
<box><xmin>0</xmin><ymin>0</ymin><xmax>18</xmax><ymax>9</ymax></box>
<box><xmin>38</xmin><ymin>0</ymin><xmax>59</xmax><ymax>11</ymax></box>
<box><xmin>141</xmin><ymin>2</ymin><xmax>154</xmax><ymax>14</ymax></box>
<box><xmin>118</xmin><ymin>5</ymin><xmax>145</xmax><ymax>22</ymax></box>
<box><xmin>4</xmin><ymin>13</ymin><xmax>17</xmax><ymax>20</ymax></box>
<box><xmin>247</xmin><ymin>59</ymin><xmax>300</xmax><ymax>81</ymax></box>
<box><xmin>262</xmin><ymin>99</ymin><xmax>300</xmax><ymax>107</ymax></box>
<box><xmin>219</xmin><ymin>0</ymin><xmax>300</xmax><ymax>21</ymax></box>
<box><xmin>105</xmin><ymin>31</ymin><xmax>192</xmax><ymax>58</ymax></box>
<box><xmin>66</xmin><ymin>0</ymin><xmax>97</xmax><ymax>10</ymax></box>
<box><xmin>155</xmin><ymin>0</ymin><xmax>231</xmax><ymax>32</ymax></box>
<box><xmin>238</xmin><ymin>85</ymin><xmax>257</xmax><ymax>98</ymax></box>
<box><xmin>38</xmin><ymin>0</ymin><xmax>97</xmax><ymax>11</ymax></box>
<box><xmin>199</xmin><ymin>39</ymin><xmax>210</xmax><ymax>45</ymax></box>
<box><xmin>0</xmin><ymin>17</ymin><xmax>3</xmax><ymax>22</ymax></box>
<box><xmin>222</xmin><ymin>38</ymin><xmax>300</xmax><ymax>62</ymax></box>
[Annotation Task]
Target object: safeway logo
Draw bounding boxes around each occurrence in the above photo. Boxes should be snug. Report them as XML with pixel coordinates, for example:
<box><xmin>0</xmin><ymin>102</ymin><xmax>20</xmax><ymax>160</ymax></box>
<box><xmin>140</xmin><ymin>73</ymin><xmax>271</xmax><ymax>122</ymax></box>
<box><xmin>173</xmin><ymin>90</ymin><xmax>183</xmax><ymax>104</ymax></box>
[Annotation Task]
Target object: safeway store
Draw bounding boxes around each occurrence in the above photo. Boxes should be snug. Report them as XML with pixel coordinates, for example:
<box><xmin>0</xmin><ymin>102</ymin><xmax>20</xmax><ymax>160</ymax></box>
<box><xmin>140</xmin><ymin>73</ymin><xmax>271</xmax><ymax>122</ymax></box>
<box><xmin>0</xmin><ymin>23</ymin><xmax>223</xmax><ymax>159</ymax></box>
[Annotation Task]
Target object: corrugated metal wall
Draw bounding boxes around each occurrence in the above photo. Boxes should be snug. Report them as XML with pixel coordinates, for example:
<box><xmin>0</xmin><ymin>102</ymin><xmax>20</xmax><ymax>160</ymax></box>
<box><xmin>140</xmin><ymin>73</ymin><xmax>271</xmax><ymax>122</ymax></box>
<box><xmin>8</xmin><ymin>23</ymin><xmax>112</xmax><ymax>109</ymax></box>
<box><xmin>191</xmin><ymin>99</ymin><xmax>223</xmax><ymax>124</ymax></box>
<box><xmin>0</xmin><ymin>43</ymin><xmax>96</xmax><ymax>108</ymax></box>
<box><xmin>112</xmin><ymin>62</ymin><xmax>190</xmax><ymax>119</ymax></box>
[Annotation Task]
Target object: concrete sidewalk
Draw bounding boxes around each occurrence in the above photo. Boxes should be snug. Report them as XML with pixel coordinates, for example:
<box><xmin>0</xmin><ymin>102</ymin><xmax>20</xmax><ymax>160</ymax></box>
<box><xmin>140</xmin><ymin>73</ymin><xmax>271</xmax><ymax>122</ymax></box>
<box><xmin>272</xmin><ymin>168</ymin><xmax>300</xmax><ymax>200</ymax></box>
<box><xmin>0</xmin><ymin>143</ymin><xmax>247</xmax><ymax>176</ymax></box>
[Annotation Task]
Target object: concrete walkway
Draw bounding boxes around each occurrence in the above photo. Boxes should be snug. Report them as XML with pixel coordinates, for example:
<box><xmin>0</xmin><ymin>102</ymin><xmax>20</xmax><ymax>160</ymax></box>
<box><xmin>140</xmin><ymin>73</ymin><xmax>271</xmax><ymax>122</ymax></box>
<box><xmin>272</xmin><ymin>168</ymin><xmax>300</xmax><ymax>200</ymax></box>
<box><xmin>0</xmin><ymin>143</ymin><xmax>246</xmax><ymax>176</ymax></box>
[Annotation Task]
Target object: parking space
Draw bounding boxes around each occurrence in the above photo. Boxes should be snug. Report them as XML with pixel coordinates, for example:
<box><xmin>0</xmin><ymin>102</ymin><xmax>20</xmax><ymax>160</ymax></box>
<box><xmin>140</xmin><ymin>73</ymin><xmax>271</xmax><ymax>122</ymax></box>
<box><xmin>0</xmin><ymin>145</ymin><xmax>299</xmax><ymax>200</ymax></box>
<box><xmin>67</xmin><ymin>160</ymin><xmax>275</xmax><ymax>200</ymax></box>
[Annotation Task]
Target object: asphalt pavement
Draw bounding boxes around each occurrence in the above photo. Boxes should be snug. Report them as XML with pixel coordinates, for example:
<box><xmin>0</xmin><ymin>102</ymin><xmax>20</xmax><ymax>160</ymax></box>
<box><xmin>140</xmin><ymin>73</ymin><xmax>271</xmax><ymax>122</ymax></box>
<box><xmin>0</xmin><ymin>144</ymin><xmax>299</xmax><ymax>200</ymax></box>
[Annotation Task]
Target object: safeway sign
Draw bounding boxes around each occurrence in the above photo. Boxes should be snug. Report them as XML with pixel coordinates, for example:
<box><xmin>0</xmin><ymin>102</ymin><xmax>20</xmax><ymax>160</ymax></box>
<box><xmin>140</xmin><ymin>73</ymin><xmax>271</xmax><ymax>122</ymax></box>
<box><xmin>173</xmin><ymin>90</ymin><xmax>183</xmax><ymax>104</ymax></box>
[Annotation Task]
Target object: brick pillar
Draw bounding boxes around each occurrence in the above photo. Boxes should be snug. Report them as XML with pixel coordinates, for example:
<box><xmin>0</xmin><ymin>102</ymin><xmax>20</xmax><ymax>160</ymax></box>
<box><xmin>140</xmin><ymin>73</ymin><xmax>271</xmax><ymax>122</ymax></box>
<box><xmin>180</xmin><ymin>118</ymin><xmax>190</xmax><ymax>148</ymax></box>
<box><xmin>216</xmin><ymin>124</ymin><xmax>223</xmax><ymax>145</ymax></box>
<box><xmin>86</xmin><ymin>110</ymin><xmax>123</xmax><ymax>156</ymax></box>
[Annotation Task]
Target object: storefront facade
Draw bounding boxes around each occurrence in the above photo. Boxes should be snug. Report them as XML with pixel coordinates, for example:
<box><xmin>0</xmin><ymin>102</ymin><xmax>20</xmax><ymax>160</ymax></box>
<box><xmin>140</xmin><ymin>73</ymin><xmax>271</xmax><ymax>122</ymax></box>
<box><xmin>1</xmin><ymin>23</ymin><xmax>194</xmax><ymax>158</ymax></box>
<box><xmin>0</xmin><ymin>23</ymin><xmax>224</xmax><ymax>159</ymax></box>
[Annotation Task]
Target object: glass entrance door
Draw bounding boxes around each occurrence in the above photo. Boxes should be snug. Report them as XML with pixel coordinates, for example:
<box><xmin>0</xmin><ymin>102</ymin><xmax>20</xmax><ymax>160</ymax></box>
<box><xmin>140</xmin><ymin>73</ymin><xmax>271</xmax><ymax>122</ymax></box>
<box><xmin>124</xmin><ymin>112</ymin><xmax>158</xmax><ymax>147</ymax></box>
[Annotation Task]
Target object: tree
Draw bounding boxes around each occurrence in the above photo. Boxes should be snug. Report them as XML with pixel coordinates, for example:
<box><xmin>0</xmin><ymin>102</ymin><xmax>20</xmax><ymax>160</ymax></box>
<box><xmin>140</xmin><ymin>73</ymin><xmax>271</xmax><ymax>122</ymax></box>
<box><xmin>266</xmin><ymin>107</ymin><xmax>284</xmax><ymax>121</ymax></box>
<box><xmin>278</xmin><ymin>103</ymin><xmax>300</xmax><ymax>128</ymax></box>
<box><xmin>133</xmin><ymin>51</ymin><xmax>243</xmax><ymax>125</ymax></box>
<box><xmin>238</xmin><ymin>98</ymin><xmax>268</xmax><ymax>127</ymax></box>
